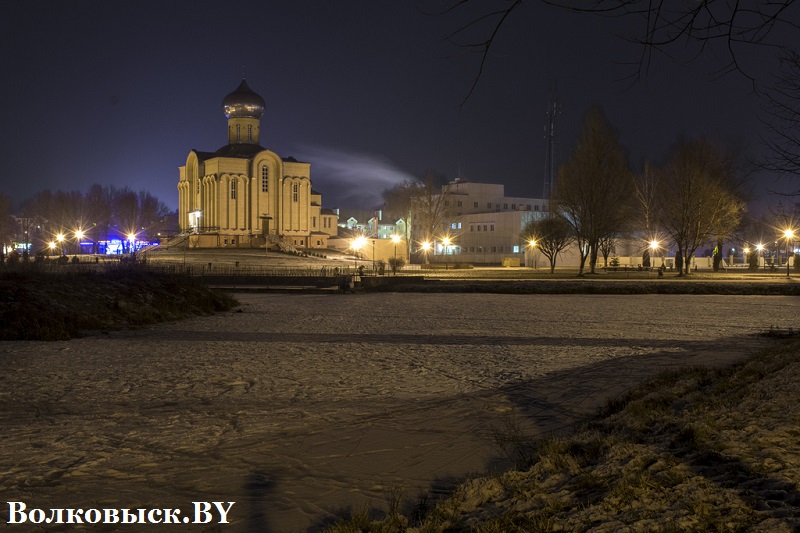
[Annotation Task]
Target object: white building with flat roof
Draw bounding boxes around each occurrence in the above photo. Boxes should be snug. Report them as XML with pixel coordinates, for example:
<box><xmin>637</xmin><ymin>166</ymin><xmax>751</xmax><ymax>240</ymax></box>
<box><xmin>417</xmin><ymin>180</ymin><xmax>548</xmax><ymax>265</ymax></box>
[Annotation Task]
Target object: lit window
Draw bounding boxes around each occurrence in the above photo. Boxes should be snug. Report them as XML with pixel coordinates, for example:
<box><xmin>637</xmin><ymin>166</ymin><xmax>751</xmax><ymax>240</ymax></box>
<box><xmin>262</xmin><ymin>166</ymin><xmax>268</xmax><ymax>192</ymax></box>
<box><xmin>513</xmin><ymin>245</ymin><xmax>520</xmax><ymax>253</ymax></box>
<box><xmin>230</xmin><ymin>180</ymin><xmax>237</xmax><ymax>200</ymax></box>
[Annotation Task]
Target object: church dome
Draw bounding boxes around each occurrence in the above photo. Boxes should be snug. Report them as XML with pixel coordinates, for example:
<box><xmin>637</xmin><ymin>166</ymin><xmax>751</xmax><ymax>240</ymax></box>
<box><xmin>222</xmin><ymin>79</ymin><xmax>265</xmax><ymax>119</ymax></box>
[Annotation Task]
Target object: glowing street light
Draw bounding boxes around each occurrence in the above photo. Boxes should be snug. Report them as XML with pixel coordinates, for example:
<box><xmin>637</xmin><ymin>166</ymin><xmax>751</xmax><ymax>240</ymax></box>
<box><xmin>56</xmin><ymin>233</ymin><xmax>65</xmax><ymax>255</ymax></box>
<box><xmin>527</xmin><ymin>239</ymin><xmax>537</xmax><ymax>269</ymax></box>
<box><xmin>48</xmin><ymin>241</ymin><xmax>56</xmax><ymax>256</ymax></box>
<box><xmin>420</xmin><ymin>240</ymin><xmax>431</xmax><ymax>266</ymax></box>
<box><xmin>784</xmin><ymin>229</ymin><xmax>795</xmax><ymax>277</ymax></box>
<box><xmin>352</xmin><ymin>236</ymin><xmax>367</xmax><ymax>268</ymax></box>
<box><xmin>391</xmin><ymin>234</ymin><xmax>401</xmax><ymax>274</ymax></box>
<box><xmin>74</xmin><ymin>230</ymin><xmax>85</xmax><ymax>255</ymax></box>
<box><xmin>127</xmin><ymin>232</ymin><xmax>137</xmax><ymax>254</ymax></box>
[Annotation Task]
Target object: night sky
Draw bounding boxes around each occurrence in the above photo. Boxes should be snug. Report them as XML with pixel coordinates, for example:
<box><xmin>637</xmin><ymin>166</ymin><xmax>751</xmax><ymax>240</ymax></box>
<box><xmin>2</xmin><ymin>1</ymin><xmax>795</xmax><ymax>213</ymax></box>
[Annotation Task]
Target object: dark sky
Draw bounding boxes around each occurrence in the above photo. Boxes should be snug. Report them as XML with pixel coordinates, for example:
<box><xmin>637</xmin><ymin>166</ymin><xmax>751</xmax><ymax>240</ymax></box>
<box><xmin>1</xmin><ymin>1</ymin><xmax>795</xmax><ymax>212</ymax></box>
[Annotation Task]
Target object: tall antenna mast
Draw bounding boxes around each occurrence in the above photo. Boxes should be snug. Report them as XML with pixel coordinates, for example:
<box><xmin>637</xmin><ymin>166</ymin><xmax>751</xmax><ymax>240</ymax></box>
<box><xmin>543</xmin><ymin>82</ymin><xmax>560</xmax><ymax>202</ymax></box>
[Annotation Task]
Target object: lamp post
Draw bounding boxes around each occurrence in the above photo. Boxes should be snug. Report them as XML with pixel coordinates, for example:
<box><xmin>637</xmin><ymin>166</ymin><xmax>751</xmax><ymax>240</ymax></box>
<box><xmin>421</xmin><ymin>240</ymin><xmax>431</xmax><ymax>266</ymax></box>
<box><xmin>75</xmin><ymin>230</ymin><xmax>84</xmax><ymax>256</ymax></box>
<box><xmin>756</xmin><ymin>243</ymin><xmax>764</xmax><ymax>270</ymax></box>
<box><xmin>528</xmin><ymin>239</ymin><xmax>537</xmax><ymax>269</ymax></box>
<box><xmin>49</xmin><ymin>241</ymin><xmax>56</xmax><ymax>257</ymax></box>
<box><xmin>391</xmin><ymin>234</ymin><xmax>400</xmax><ymax>274</ymax></box>
<box><xmin>785</xmin><ymin>229</ymin><xmax>794</xmax><ymax>277</ymax></box>
<box><xmin>650</xmin><ymin>240</ymin><xmax>662</xmax><ymax>276</ymax></box>
<box><xmin>442</xmin><ymin>237</ymin><xmax>451</xmax><ymax>270</ymax></box>
<box><xmin>352</xmin><ymin>236</ymin><xmax>367</xmax><ymax>271</ymax></box>
<box><xmin>128</xmin><ymin>232</ymin><xmax>137</xmax><ymax>255</ymax></box>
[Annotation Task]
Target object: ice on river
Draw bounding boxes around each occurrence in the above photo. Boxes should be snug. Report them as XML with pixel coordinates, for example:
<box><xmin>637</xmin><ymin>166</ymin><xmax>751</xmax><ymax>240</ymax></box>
<box><xmin>1</xmin><ymin>293</ymin><xmax>796</xmax><ymax>531</ymax></box>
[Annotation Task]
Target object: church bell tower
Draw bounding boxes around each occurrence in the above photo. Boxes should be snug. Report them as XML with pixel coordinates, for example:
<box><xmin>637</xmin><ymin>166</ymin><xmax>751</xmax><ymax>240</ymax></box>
<box><xmin>222</xmin><ymin>79</ymin><xmax>265</xmax><ymax>145</ymax></box>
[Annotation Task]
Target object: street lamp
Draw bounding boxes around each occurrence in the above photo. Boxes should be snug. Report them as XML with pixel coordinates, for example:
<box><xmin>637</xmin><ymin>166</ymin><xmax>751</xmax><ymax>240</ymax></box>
<box><xmin>784</xmin><ymin>229</ymin><xmax>795</xmax><ymax>277</ymax></box>
<box><xmin>127</xmin><ymin>232</ymin><xmax>137</xmax><ymax>254</ymax></box>
<box><xmin>391</xmin><ymin>234</ymin><xmax>401</xmax><ymax>274</ymax></box>
<box><xmin>756</xmin><ymin>243</ymin><xmax>764</xmax><ymax>270</ymax></box>
<box><xmin>442</xmin><ymin>237</ymin><xmax>451</xmax><ymax>270</ymax></box>
<box><xmin>352</xmin><ymin>236</ymin><xmax>367</xmax><ymax>269</ymax></box>
<box><xmin>420</xmin><ymin>240</ymin><xmax>431</xmax><ymax>266</ymax></box>
<box><xmin>528</xmin><ymin>239</ymin><xmax>537</xmax><ymax>269</ymax></box>
<box><xmin>75</xmin><ymin>230</ymin><xmax>84</xmax><ymax>255</ymax></box>
<box><xmin>48</xmin><ymin>241</ymin><xmax>56</xmax><ymax>256</ymax></box>
<box><xmin>56</xmin><ymin>233</ymin><xmax>65</xmax><ymax>255</ymax></box>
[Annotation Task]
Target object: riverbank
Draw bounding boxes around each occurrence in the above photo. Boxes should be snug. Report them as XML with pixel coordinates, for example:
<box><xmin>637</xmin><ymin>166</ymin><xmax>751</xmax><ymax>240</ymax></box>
<box><xmin>327</xmin><ymin>335</ymin><xmax>800</xmax><ymax>532</ymax></box>
<box><xmin>0</xmin><ymin>266</ymin><xmax>237</xmax><ymax>340</ymax></box>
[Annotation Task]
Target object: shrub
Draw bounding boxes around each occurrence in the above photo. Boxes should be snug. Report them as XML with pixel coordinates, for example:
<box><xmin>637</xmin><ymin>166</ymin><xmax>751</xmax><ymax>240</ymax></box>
<box><xmin>388</xmin><ymin>256</ymin><xmax>405</xmax><ymax>273</ymax></box>
<box><xmin>748</xmin><ymin>252</ymin><xmax>760</xmax><ymax>271</ymax></box>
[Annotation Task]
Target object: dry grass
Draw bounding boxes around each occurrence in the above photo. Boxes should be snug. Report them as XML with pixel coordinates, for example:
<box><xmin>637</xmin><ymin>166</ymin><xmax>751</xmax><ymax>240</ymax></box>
<box><xmin>325</xmin><ymin>337</ymin><xmax>800</xmax><ymax>532</ymax></box>
<box><xmin>0</xmin><ymin>264</ymin><xmax>237</xmax><ymax>340</ymax></box>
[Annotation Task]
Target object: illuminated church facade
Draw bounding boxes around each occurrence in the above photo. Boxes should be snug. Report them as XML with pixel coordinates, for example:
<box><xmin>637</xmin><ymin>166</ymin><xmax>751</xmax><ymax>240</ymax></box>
<box><xmin>177</xmin><ymin>79</ymin><xmax>337</xmax><ymax>248</ymax></box>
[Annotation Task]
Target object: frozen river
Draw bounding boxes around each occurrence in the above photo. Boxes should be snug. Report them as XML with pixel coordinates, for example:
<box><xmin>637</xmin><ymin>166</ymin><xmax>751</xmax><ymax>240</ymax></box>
<box><xmin>1</xmin><ymin>293</ymin><xmax>797</xmax><ymax>532</ymax></box>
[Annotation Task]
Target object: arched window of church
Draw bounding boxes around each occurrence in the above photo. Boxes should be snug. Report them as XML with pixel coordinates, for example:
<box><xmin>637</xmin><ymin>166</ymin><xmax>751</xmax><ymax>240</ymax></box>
<box><xmin>248</xmin><ymin>125</ymin><xmax>253</xmax><ymax>141</ymax></box>
<box><xmin>230</xmin><ymin>179</ymin><xmax>237</xmax><ymax>200</ymax></box>
<box><xmin>236</xmin><ymin>124</ymin><xmax>241</xmax><ymax>141</ymax></box>
<box><xmin>293</xmin><ymin>183</ymin><xmax>298</xmax><ymax>202</ymax></box>
<box><xmin>261</xmin><ymin>166</ymin><xmax>268</xmax><ymax>192</ymax></box>
<box><xmin>312</xmin><ymin>216</ymin><xmax>317</xmax><ymax>228</ymax></box>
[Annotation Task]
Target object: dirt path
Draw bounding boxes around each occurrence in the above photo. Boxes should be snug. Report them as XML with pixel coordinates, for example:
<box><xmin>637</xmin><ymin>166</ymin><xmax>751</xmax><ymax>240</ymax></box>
<box><xmin>1</xmin><ymin>293</ymin><xmax>795</xmax><ymax>532</ymax></box>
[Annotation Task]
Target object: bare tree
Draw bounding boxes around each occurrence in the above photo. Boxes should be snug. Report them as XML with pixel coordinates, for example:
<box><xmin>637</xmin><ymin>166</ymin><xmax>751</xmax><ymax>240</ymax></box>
<box><xmin>522</xmin><ymin>215</ymin><xmax>573</xmax><ymax>273</ymax></box>
<box><xmin>435</xmin><ymin>0</ymin><xmax>798</xmax><ymax>103</ymax></box>
<box><xmin>655</xmin><ymin>138</ymin><xmax>747</xmax><ymax>275</ymax></box>
<box><xmin>410</xmin><ymin>170</ymin><xmax>451</xmax><ymax>248</ymax></box>
<box><xmin>634</xmin><ymin>161</ymin><xmax>659</xmax><ymax>240</ymax></box>
<box><xmin>551</xmin><ymin>107</ymin><xmax>635</xmax><ymax>275</ymax></box>
<box><xmin>762</xmin><ymin>50</ymin><xmax>800</xmax><ymax>188</ymax></box>
<box><xmin>383</xmin><ymin>179</ymin><xmax>419</xmax><ymax>260</ymax></box>
<box><xmin>85</xmin><ymin>184</ymin><xmax>113</xmax><ymax>253</ymax></box>
<box><xmin>0</xmin><ymin>193</ymin><xmax>12</xmax><ymax>263</ymax></box>
<box><xmin>598</xmin><ymin>236</ymin><xmax>615</xmax><ymax>268</ymax></box>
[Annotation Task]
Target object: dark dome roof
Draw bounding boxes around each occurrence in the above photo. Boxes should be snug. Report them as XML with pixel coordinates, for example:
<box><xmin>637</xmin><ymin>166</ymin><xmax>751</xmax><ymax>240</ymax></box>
<box><xmin>222</xmin><ymin>79</ymin><xmax>265</xmax><ymax>119</ymax></box>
